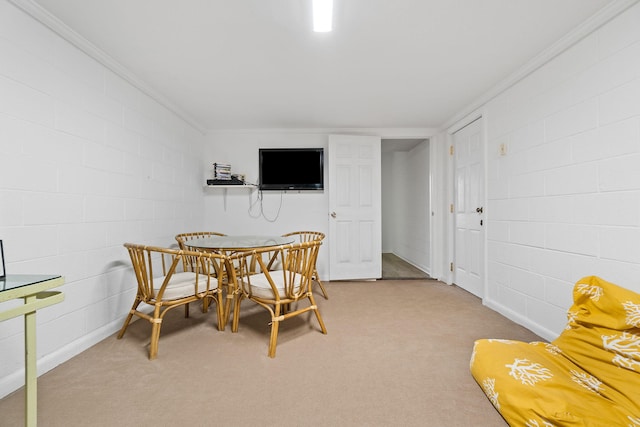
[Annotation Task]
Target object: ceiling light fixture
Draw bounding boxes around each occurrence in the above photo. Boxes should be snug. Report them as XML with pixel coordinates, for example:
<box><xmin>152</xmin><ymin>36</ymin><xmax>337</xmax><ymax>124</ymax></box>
<box><xmin>313</xmin><ymin>0</ymin><xmax>333</xmax><ymax>32</ymax></box>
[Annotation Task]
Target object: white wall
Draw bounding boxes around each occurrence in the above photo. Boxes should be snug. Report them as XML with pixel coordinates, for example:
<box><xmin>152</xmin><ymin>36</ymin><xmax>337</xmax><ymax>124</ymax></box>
<box><xmin>381</xmin><ymin>151</ymin><xmax>394</xmax><ymax>253</ymax></box>
<box><xmin>203</xmin><ymin>131</ymin><xmax>330</xmax><ymax>277</ymax></box>
<box><xmin>0</xmin><ymin>1</ymin><xmax>205</xmax><ymax>398</ymax></box>
<box><xmin>397</xmin><ymin>141</ymin><xmax>430</xmax><ymax>272</ymax></box>
<box><xmin>440</xmin><ymin>2</ymin><xmax>640</xmax><ymax>341</ymax></box>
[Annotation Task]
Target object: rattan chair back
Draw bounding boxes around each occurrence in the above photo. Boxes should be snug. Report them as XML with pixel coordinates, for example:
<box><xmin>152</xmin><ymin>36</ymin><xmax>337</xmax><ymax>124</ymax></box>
<box><xmin>118</xmin><ymin>243</ymin><xmax>228</xmax><ymax>359</ymax></box>
<box><xmin>175</xmin><ymin>231</ymin><xmax>226</xmax><ymax>250</ymax></box>
<box><xmin>281</xmin><ymin>231</ymin><xmax>328</xmax><ymax>299</ymax></box>
<box><xmin>227</xmin><ymin>240</ymin><xmax>327</xmax><ymax>357</ymax></box>
<box><xmin>175</xmin><ymin>231</ymin><xmax>228</xmax><ymax>275</ymax></box>
<box><xmin>282</xmin><ymin>230</ymin><xmax>325</xmax><ymax>243</ymax></box>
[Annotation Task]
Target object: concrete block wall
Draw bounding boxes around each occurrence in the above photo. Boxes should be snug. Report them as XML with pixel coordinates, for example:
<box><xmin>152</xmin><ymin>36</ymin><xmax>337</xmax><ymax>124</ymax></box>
<box><xmin>484</xmin><ymin>2</ymin><xmax>640</xmax><ymax>340</ymax></box>
<box><xmin>0</xmin><ymin>1</ymin><xmax>205</xmax><ymax>398</ymax></box>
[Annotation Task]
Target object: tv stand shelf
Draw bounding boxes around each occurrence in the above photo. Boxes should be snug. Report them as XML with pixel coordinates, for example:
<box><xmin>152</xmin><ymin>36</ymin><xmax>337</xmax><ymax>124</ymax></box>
<box><xmin>204</xmin><ymin>184</ymin><xmax>257</xmax><ymax>189</ymax></box>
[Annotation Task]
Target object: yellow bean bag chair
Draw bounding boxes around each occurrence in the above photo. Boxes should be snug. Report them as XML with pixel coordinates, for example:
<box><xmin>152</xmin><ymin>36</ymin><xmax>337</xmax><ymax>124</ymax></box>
<box><xmin>470</xmin><ymin>276</ymin><xmax>640</xmax><ymax>426</ymax></box>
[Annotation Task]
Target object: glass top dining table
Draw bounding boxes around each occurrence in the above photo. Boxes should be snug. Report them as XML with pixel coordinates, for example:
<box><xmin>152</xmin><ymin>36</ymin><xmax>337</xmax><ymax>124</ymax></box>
<box><xmin>183</xmin><ymin>235</ymin><xmax>295</xmax><ymax>252</ymax></box>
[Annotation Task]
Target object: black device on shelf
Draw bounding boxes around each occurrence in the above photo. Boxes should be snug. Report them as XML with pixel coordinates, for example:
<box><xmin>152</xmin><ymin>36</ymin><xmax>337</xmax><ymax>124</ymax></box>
<box><xmin>206</xmin><ymin>177</ymin><xmax>245</xmax><ymax>185</ymax></box>
<box><xmin>258</xmin><ymin>148</ymin><xmax>324</xmax><ymax>191</ymax></box>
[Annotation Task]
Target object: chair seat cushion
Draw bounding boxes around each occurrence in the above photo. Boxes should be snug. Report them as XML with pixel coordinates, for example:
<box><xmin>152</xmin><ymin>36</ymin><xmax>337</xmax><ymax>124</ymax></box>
<box><xmin>153</xmin><ymin>272</ymin><xmax>216</xmax><ymax>300</ymax></box>
<box><xmin>241</xmin><ymin>272</ymin><xmax>302</xmax><ymax>299</ymax></box>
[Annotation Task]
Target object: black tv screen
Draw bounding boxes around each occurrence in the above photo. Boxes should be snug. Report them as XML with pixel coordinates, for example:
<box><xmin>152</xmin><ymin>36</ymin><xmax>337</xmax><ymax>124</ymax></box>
<box><xmin>259</xmin><ymin>148</ymin><xmax>324</xmax><ymax>191</ymax></box>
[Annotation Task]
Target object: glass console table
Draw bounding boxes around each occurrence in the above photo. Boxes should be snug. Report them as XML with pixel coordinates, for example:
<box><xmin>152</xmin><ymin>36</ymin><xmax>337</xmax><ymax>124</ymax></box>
<box><xmin>0</xmin><ymin>275</ymin><xmax>65</xmax><ymax>427</ymax></box>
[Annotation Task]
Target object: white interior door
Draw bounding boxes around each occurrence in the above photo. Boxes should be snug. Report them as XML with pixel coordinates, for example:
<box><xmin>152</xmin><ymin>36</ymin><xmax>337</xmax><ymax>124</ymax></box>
<box><xmin>453</xmin><ymin>118</ymin><xmax>484</xmax><ymax>297</ymax></box>
<box><xmin>328</xmin><ymin>134</ymin><xmax>382</xmax><ymax>280</ymax></box>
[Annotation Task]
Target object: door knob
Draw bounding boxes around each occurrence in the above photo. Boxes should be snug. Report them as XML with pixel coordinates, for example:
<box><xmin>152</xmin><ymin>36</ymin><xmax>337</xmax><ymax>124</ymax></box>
<box><xmin>330</xmin><ymin>212</ymin><xmax>337</xmax><ymax>218</ymax></box>
<box><xmin>476</xmin><ymin>207</ymin><xmax>483</xmax><ymax>214</ymax></box>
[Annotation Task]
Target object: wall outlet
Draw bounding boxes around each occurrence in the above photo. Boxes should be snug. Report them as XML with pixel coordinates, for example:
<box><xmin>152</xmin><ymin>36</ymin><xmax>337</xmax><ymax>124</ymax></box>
<box><xmin>499</xmin><ymin>143</ymin><xmax>507</xmax><ymax>156</ymax></box>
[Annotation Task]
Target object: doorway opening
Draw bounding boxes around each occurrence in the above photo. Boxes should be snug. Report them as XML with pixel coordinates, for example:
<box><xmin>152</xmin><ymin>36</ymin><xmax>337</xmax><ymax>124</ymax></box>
<box><xmin>381</xmin><ymin>253</ymin><xmax>431</xmax><ymax>279</ymax></box>
<box><xmin>381</xmin><ymin>138</ymin><xmax>432</xmax><ymax>280</ymax></box>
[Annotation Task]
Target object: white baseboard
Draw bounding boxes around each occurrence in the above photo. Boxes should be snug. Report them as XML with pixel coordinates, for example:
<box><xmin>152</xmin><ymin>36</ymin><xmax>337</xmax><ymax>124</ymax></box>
<box><xmin>391</xmin><ymin>252</ymin><xmax>431</xmax><ymax>276</ymax></box>
<box><xmin>483</xmin><ymin>297</ymin><xmax>558</xmax><ymax>343</ymax></box>
<box><xmin>0</xmin><ymin>317</ymin><xmax>125</xmax><ymax>399</ymax></box>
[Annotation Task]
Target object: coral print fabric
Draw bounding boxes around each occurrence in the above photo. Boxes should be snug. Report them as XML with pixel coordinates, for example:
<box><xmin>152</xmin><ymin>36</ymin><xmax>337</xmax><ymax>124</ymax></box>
<box><xmin>470</xmin><ymin>276</ymin><xmax>640</xmax><ymax>426</ymax></box>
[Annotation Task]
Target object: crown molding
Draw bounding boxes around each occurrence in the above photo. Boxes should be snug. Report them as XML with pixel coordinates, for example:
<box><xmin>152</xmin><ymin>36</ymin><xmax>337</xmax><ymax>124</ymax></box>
<box><xmin>206</xmin><ymin>127</ymin><xmax>439</xmax><ymax>138</ymax></box>
<box><xmin>442</xmin><ymin>0</ymin><xmax>640</xmax><ymax>131</ymax></box>
<box><xmin>8</xmin><ymin>0</ymin><xmax>206</xmax><ymax>134</ymax></box>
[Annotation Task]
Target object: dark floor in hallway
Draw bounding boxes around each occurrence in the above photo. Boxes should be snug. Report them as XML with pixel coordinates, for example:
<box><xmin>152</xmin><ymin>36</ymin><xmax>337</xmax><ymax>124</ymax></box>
<box><xmin>381</xmin><ymin>253</ymin><xmax>432</xmax><ymax>280</ymax></box>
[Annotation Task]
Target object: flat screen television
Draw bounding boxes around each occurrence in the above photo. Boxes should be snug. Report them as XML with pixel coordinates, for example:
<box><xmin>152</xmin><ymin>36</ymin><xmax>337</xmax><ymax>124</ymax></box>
<box><xmin>259</xmin><ymin>148</ymin><xmax>324</xmax><ymax>191</ymax></box>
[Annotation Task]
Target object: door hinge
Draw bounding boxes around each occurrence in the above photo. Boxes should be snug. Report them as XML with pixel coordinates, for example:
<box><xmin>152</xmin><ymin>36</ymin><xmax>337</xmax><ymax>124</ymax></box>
<box><xmin>450</xmin><ymin>262</ymin><xmax>454</xmax><ymax>272</ymax></box>
<box><xmin>450</xmin><ymin>203</ymin><xmax>454</xmax><ymax>213</ymax></box>
<box><xmin>449</xmin><ymin>145</ymin><xmax>454</xmax><ymax>156</ymax></box>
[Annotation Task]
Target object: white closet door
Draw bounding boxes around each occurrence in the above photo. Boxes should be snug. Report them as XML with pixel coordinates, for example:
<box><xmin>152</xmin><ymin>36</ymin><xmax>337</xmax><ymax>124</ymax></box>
<box><xmin>453</xmin><ymin>118</ymin><xmax>485</xmax><ymax>297</ymax></box>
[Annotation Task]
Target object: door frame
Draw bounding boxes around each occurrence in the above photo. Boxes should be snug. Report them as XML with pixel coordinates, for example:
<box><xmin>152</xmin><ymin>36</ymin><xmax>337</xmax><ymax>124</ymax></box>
<box><xmin>381</xmin><ymin>138</ymin><xmax>431</xmax><ymax>275</ymax></box>
<box><xmin>326</xmin><ymin>131</ymin><xmax>436</xmax><ymax>281</ymax></box>
<box><xmin>446</xmin><ymin>109</ymin><xmax>488</xmax><ymax>297</ymax></box>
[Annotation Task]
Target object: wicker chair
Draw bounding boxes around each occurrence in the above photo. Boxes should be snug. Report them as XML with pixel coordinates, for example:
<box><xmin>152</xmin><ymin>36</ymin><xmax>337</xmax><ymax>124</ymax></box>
<box><xmin>175</xmin><ymin>231</ymin><xmax>227</xmax><ymax>251</ymax></box>
<box><xmin>282</xmin><ymin>231</ymin><xmax>328</xmax><ymax>299</ymax></box>
<box><xmin>118</xmin><ymin>243</ymin><xmax>228</xmax><ymax>360</ymax></box>
<box><xmin>227</xmin><ymin>240</ymin><xmax>327</xmax><ymax>358</ymax></box>
<box><xmin>175</xmin><ymin>231</ymin><xmax>227</xmax><ymax>275</ymax></box>
<box><xmin>175</xmin><ymin>231</ymin><xmax>239</xmax><ymax>320</ymax></box>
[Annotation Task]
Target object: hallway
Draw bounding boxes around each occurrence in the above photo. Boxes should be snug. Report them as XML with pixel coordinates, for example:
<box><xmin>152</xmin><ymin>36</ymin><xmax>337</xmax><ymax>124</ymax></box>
<box><xmin>381</xmin><ymin>253</ymin><xmax>432</xmax><ymax>280</ymax></box>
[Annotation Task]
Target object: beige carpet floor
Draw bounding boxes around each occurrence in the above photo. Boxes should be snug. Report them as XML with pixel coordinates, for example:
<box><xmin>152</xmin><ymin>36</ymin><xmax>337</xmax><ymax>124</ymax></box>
<box><xmin>0</xmin><ymin>280</ymin><xmax>541</xmax><ymax>426</ymax></box>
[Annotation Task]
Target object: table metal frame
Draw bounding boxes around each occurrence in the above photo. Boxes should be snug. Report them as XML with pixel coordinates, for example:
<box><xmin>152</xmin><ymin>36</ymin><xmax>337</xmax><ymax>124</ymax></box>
<box><xmin>0</xmin><ymin>275</ymin><xmax>65</xmax><ymax>427</ymax></box>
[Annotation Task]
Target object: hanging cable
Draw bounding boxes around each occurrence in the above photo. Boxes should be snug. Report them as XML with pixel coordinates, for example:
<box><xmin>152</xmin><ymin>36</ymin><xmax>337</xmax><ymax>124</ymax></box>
<box><xmin>248</xmin><ymin>189</ymin><xmax>284</xmax><ymax>222</ymax></box>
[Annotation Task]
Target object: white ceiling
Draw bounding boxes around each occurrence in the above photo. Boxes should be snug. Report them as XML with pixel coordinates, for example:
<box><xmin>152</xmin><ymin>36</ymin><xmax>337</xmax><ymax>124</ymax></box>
<box><xmin>30</xmin><ymin>0</ymin><xmax>614</xmax><ymax>131</ymax></box>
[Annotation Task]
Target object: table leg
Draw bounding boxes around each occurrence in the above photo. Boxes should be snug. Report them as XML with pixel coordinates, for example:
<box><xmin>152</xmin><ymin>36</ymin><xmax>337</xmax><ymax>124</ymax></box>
<box><xmin>24</xmin><ymin>295</ymin><xmax>37</xmax><ymax>427</ymax></box>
